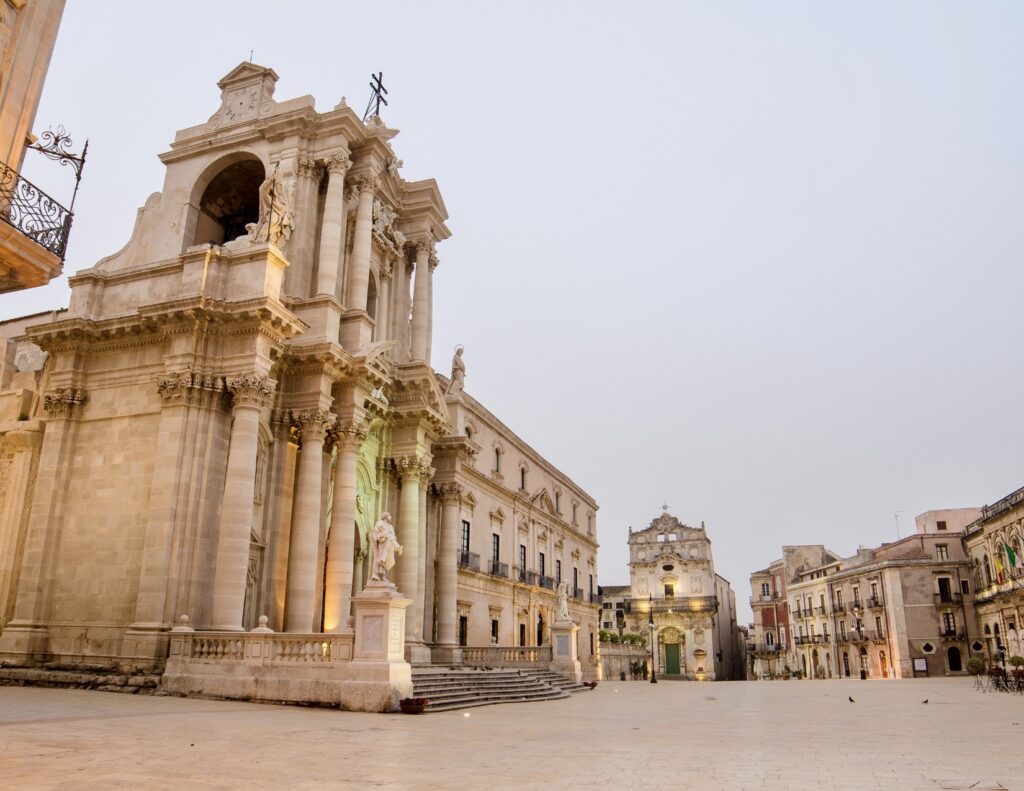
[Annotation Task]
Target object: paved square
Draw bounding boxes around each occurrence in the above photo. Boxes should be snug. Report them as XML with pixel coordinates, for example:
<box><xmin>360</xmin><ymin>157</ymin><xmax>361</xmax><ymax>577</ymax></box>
<box><xmin>0</xmin><ymin>678</ymin><xmax>1019</xmax><ymax>790</ymax></box>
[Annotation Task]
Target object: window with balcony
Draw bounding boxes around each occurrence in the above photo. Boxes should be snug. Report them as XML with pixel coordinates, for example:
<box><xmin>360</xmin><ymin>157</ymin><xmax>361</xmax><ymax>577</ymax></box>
<box><xmin>665</xmin><ymin>583</ymin><xmax>674</xmax><ymax>598</ymax></box>
<box><xmin>555</xmin><ymin>559</ymin><xmax>562</xmax><ymax>583</ymax></box>
<box><xmin>460</xmin><ymin>521</ymin><xmax>470</xmax><ymax>557</ymax></box>
<box><xmin>539</xmin><ymin>552</ymin><xmax>546</xmax><ymax>578</ymax></box>
<box><xmin>492</xmin><ymin>533</ymin><xmax>500</xmax><ymax>565</ymax></box>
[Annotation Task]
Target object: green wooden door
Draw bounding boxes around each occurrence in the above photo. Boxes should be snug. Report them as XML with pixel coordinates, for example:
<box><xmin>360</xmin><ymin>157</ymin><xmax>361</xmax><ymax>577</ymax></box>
<box><xmin>665</xmin><ymin>643</ymin><xmax>681</xmax><ymax>675</ymax></box>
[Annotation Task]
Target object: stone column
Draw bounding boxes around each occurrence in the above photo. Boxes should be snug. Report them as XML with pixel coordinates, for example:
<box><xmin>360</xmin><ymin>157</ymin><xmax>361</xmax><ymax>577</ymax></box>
<box><xmin>434</xmin><ymin>482</ymin><xmax>463</xmax><ymax>657</ymax></box>
<box><xmin>345</xmin><ymin>173</ymin><xmax>378</xmax><ymax>313</ymax></box>
<box><xmin>410</xmin><ymin>241</ymin><xmax>433</xmax><ymax>361</ymax></box>
<box><xmin>0</xmin><ymin>428</ymin><xmax>42</xmax><ymax>628</ymax></box>
<box><xmin>415</xmin><ymin>466</ymin><xmax>431</xmax><ymax>641</ymax></box>
<box><xmin>284</xmin><ymin>409</ymin><xmax>331</xmax><ymax>632</ymax></box>
<box><xmin>210</xmin><ymin>376</ymin><xmax>274</xmax><ymax>631</ymax></box>
<box><xmin>376</xmin><ymin>261</ymin><xmax>392</xmax><ymax>342</ymax></box>
<box><xmin>395</xmin><ymin>458</ymin><xmax>421</xmax><ymax>608</ymax></box>
<box><xmin>425</xmin><ymin>250</ymin><xmax>437</xmax><ymax>363</ymax></box>
<box><xmin>315</xmin><ymin>154</ymin><xmax>352</xmax><ymax>298</ymax></box>
<box><xmin>322</xmin><ymin>420</ymin><xmax>366</xmax><ymax>633</ymax></box>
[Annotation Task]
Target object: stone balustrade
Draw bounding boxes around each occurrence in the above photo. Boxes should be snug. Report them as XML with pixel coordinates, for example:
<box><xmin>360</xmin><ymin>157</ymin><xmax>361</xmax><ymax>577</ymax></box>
<box><xmin>168</xmin><ymin>631</ymin><xmax>354</xmax><ymax>667</ymax></box>
<box><xmin>461</xmin><ymin>645</ymin><xmax>552</xmax><ymax>667</ymax></box>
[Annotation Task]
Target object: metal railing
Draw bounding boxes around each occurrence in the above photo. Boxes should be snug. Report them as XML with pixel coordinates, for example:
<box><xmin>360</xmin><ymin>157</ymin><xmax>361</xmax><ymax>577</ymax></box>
<box><xmin>518</xmin><ymin>569</ymin><xmax>539</xmax><ymax>585</ymax></box>
<box><xmin>933</xmin><ymin>592</ymin><xmax>962</xmax><ymax>606</ymax></box>
<box><xmin>833</xmin><ymin>602</ymin><xmax>846</xmax><ymax>613</ymax></box>
<box><xmin>939</xmin><ymin>628</ymin><xmax>965</xmax><ymax>640</ymax></box>
<box><xmin>572</xmin><ymin>586</ymin><xmax>584</xmax><ymax>599</ymax></box>
<box><xmin>458</xmin><ymin>551</ymin><xmax>480</xmax><ymax>571</ymax></box>
<box><xmin>0</xmin><ymin>160</ymin><xmax>73</xmax><ymax>260</ymax></box>
<box><xmin>490</xmin><ymin>560</ymin><xmax>508</xmax><ymax>578</ymax></box>
<box><xmin>865</xmin><ymin>596</ymin><xmax>883</xmax><ymax>609</ymax></box>
<box><xmin>538</xmin><ymin>575</ymin><xmax>556</xmax><ymax>590</ymax></box>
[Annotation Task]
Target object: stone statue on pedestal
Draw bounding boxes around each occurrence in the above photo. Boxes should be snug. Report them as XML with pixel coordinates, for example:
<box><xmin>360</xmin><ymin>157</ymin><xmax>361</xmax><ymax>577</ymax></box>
<box><xmin>446</xmin><ymin>345</ymin><xmax>465</xmax><ymax>396</ymax></box>
<box><xmin>247</xmin><ymin>171</ymin><xmax>295</xmax><ymax>245</ymax></box>
<box><xmin>556</xmin><ymin>581</ymin><xmax>571</xmax><ymax>623</ymax></box>
<box><xmin>368</xmin><ymin>512</ymin><xmax>402</xmax><ymax>583</ymax></box>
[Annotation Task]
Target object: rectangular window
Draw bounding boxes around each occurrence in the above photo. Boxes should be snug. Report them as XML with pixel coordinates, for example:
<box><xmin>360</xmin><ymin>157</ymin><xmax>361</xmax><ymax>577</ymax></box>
<box><xmin>780</xmin><ymin>626</ymin><xmax>787</xmax><ymax>647</ymax></box>
<box><xmin>494</xmin><ymin>449</ymin><xmax>501</xmax><ymax>472</ymax></box>
<box><xmin>936</xmin><ymin>520</ymin><xmax>947</xmax><ymax>531</ymax></box>
<box><xmin>589</xmin><ymin>574</ymin><xmax>594</xmax><ymax>596</ymax></box>
<box><xmin>572</xmin><ymin>503</ymin><xmax>578</xmax><ymax>523</ymax></box>
<box><xmin>519</xmin><ymin>623</ymin><xmax>526</xmax><ymax>646</ymax></box>
<box><xmin>459</xmin><ymin>615</ymin><xmax>468</xmax><ymax>647</ymax></box>
<box><xmin>519</xmin><ymin>544</ymin><xmax>526</xmax><ymax>572</ymax></box>
<box><xmin>539</xmin><ymin>552</ymin><xmax>546</xmax><ymax>578</ymax></box>
<box><xmin>943</xmin><ymin>612</ymin><xmax>955</xmax><ymax>633</ymax></box>
<box><xmin>938</xmin><ymin>577</ymin><xmax>952</xmax><ymax>601</ymax></box>
<box><xmin>961</xmin><ymin>579</ymin><xmax>970</xmax><ymax>595</ymax></box>
<box><xmin>852</xmin><ymin>586</ymin><xmax>860</xmax><ymax>606</ymax></box>
<box><xmin>839</xmin><ymin>620</ymin><xmax>846</xmax><ymax>636</ymax></box>
<box><xmin>556</xmin><ymin>559</ymin><xmax>562</xmax><ymax>583</ymax></box>
<box><xmin>602</xmin><ymin>602</ymin><xmax>612</xmax><ymax>609</ymax></box>
<box><xmin>836</xmin><ymin>589</ymin><xmax>844</xmax><ymax>606</ymax></box>
<box><xmin>573</xmin><ymin>567</ymin><xmax>579</xmax><ymax>590</ymax></box>
<box><xmin>460</xmin><ymin>520</ymin><xmax>470</xmax><ymax>557</ymax></box>
<box><xmin>491</xmin><ymin>619</ymin><xmax>499</xmax><ymax>643</ymax></box>
<box><xmin>875</xmin><ymin>616</ymin><xmax>882</xmax><ymax>636</ymax></box>
<box><xmin>936</xmin><ymin>544</ymin><xmax>948</xmax><ymax>560</ymax></box>
<box><xmin>664</xmin><ymin>584</ymin><xmax>674</xmax><ymax>598</ymax></box>
<box><xmin>492</xmin><ymin>534</ymin><xmax>500</xmax><ymax>564</ymax></box>
<box><xmin>870</xmin><ymin>582</ymin><xmax>878</xmax><ymax>599</ymax></box>
<box><xmin>761</xmin><ymin>582</ymin><xmax>770</xmax><ymax>597</ymax></box>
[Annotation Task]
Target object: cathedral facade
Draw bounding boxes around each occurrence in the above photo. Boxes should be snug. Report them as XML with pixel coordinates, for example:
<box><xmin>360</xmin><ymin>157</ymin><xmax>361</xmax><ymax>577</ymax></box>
<box><xmin>0</xmin><ymin>64</ymin><xmax>599</xmax><ymax>709</ymax></box>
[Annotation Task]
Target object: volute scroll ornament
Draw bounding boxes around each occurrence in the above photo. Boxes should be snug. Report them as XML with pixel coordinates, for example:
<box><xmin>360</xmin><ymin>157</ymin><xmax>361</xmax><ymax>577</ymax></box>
<box><xmin>42</xmin><ymin>387</ymin><xmax>87</xmax><ymax>419</ymax></box>
<box><xmin>226</xmin><ymin>375</ymin><xmax>276</xmax><ymax>410</ymax></box>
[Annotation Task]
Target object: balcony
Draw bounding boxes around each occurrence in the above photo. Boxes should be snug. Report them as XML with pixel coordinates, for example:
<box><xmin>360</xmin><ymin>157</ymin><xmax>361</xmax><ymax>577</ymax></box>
<box><xmin>538</xmin><ymin>575</ymin><xmax>556</xmax><ymax>590</ymax></box>
<box><xmin>518</xmin><ymin>569</ymin><xmax>538</xmax><ymax>585</ymax></box>
<box><xmin>489</xmin><ymin>560</ymin><xmax>508</xmax><ymax>578</ymax></box>
<box><xmin>572</xmin><ymin>586</ymin><xmax>584</xmax><ymax>600</ymax></box>
<box><xmin>752</xmin><ymin>643</ymin><xmax>782</xmax><ymax>655</ymax></box>
<box><xmin>458</xmin><ymin>551</ymin><xmax>480</xmax><ymax>572</ymax></box>
<box><xmin>814</xmin><ymin>606</ymin><xmax>826</xmax><ymax>616</ymax></box>
<box><xmin>633</xmin><ymin>596</ymin><xmax>719</xmax><ymax>614</ymax></box>
<box><xmin>589</xmin><ymin>592</ymin><xmax>601</xmax><ymax>604</ymax></box>
<box><xmin>933</xmin><ymin>592</ymin><xmax>962</xmax><ymax>607</ymax></box>
<box><xmin>939</xmin><ymin>628</ymin><xmax>965</xmax><ymax>641</ymax></box>
<box><xmin>833</xmin><ymin>602</ymin><xmax>846</xmax><ymax>614</ymax></box>
<box><xmin>865</xmin><ymin>597</ymin><xmax>883</xmax><ymax>609</ymax></box>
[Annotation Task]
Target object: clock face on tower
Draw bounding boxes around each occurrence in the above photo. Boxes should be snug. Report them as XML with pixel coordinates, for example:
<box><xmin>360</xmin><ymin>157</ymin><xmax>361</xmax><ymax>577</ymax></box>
<box><xmin>224</xmin><ymin>86</ymin><xmax>259</xmax><ymax>122</ymax></box>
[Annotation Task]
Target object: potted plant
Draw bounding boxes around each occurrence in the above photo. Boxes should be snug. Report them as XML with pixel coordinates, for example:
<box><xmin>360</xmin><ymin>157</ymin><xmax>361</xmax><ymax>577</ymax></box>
<box><xmin>399</xmin><ymin>696</ymin><xmax>429</xmax><ymax>714</ymax></box>
<box><xmin>966</xmin><ymin>657</ymin><xmax>984</xmax><ymax>676</ymax></box>
<box><xmin>1009</xmin><ymin>655</ymin><xmax>1024</xmax><ymax>677</ymax></box>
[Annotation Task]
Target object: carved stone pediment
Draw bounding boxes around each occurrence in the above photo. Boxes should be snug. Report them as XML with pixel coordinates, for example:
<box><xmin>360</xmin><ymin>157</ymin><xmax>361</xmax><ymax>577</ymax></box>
<box><xmin>208</xmin><ymin>62</ymin><xmax>279</xmax><ymax>129</ymax></box>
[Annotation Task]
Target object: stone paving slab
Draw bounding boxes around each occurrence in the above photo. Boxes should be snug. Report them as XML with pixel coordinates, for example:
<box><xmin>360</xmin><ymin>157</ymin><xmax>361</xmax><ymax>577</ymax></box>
<box><xmin>0</xmin><ymin>677</ymin><xmax>1019</xmax><ymax>790</ymax></box>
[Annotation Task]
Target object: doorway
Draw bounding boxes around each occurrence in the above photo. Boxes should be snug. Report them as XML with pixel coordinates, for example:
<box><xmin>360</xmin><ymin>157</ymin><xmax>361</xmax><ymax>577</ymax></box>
<box><xmin>536</xmin><ymin>612</ymin><xmax>544</xmax><ymax>646</ymax></box>
<box><xmin>665</xmin><ymin>643</ymin><xmax>681</xmax><ymax>674</ymax></box>
<box><xmin>947</xmin><ymin>645</ymin><xmax>962</xmax><ymax>672</ymax></box>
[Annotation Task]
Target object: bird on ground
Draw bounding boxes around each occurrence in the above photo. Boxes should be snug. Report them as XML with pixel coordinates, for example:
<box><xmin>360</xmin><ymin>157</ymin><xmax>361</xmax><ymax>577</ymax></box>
<box><xmin>848</xmin><ymin>696</ymin><xmax>855</xmax><ymax>703</ymax></box>
<box><xmin>922</xmin><ymin>699</ymin><xmax>928</xmax><ymax>704</ymax></box>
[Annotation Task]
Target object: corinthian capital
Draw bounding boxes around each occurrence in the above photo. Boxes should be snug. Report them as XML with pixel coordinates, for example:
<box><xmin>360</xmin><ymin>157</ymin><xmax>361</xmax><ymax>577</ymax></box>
<box><xmin>333</xmin><ymin>418</ymin><xmax>368</xmax><ymax>450</ymax></box>
<box><xmin>226</xmin><ymin>375</ymin><xmax>276</xmax><ymax>410</ymax></box>
<box><xmin>356</xmin><ymin>171</ymin><xmax>380</xmax><ymax>194</ymax></box>
<box><xmin>325</xmin><ymin>154</ymin><xmax>353</xmax><ymax>176</ymax></box>
<box><xmin>392</xmin><ymin>454</ymin><xmax>424</xmax><ymax>481</ymax></box>
<box><xmin>297</xmin><ymin>155</ymin><xmax>323</xmax><ymax>180</ymax></box>
<box><xmin>43</xmin><ymin>387</ymin><xmax>87</xmax><ymax>419</ymax></box>
<box><xmin>290</xmin><ymin>408</ymin><xmax>332</xmax><ymax>440</ymax></box>
<box><xmin>415</xmin><ymin>239</ymin><xmax>434</xmax><ymax>258</ymax></box>
<box><xmin>436</xmin><ymin>481</ymin><xmax>465</xmax><ymax>505</ymax></box>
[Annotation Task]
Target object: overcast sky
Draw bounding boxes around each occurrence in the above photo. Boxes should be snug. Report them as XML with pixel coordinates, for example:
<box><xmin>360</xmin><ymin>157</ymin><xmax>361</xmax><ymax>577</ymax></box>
<box><xmin>6</xmin><ymin>2</ymin><xmax>1024</xmax><ymax>624</ymax></box>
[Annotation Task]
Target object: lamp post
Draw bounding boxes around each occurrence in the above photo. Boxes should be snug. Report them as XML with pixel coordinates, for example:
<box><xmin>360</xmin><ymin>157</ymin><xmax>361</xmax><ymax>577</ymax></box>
<box><xmin>648</xmin><ymin>594</ymin><xmax>657</xmax><ymax>684</ymax></box>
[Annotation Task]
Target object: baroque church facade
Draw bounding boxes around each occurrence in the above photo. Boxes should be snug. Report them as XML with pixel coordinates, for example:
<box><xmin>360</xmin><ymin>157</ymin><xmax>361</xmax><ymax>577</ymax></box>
<box><xmin>601</xmin><ymin>511</ymin><xmax>743</xmax><ymax>680</ymax></box>
<box><xmin>0</xmin><ymin>63</ymin><xmax>600</xmax><ymax>708</ymax></box>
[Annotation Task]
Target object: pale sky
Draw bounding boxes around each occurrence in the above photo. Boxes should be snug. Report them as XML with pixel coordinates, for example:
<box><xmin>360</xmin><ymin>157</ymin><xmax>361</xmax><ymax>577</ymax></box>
<box><xmin>6</xmin><ymin>1</ymin><xmax>1024</xmax><ymax>624</ymax></box>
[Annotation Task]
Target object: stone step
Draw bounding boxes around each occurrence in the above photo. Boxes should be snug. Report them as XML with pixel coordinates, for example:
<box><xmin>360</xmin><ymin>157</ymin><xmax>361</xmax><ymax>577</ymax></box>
<box><xmin>410</xmin><ymin>667</ymin><xmax>581</xmax><ymax>712</ymax></box>
<box><xmin>0</xmin><ymin>667</ymin><xmax>161</xmax><ymax>694</ymax></box>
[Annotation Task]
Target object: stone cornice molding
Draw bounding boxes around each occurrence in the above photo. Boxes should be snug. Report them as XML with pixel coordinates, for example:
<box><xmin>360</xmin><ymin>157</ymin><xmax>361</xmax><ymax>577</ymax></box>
<box><xmin>226</xmin><ymin>375</ymin><xmax>276</xmax><ymax>410</ymax></box>
<box><xmin>43</xmin><ymin>387</ymin><xmax>87</xmax><ymax>419</ymax></box>
<box><xmin>290</xmin><ymin>408</ymin><xmax>332</xmax><ymax>441</ymax></box>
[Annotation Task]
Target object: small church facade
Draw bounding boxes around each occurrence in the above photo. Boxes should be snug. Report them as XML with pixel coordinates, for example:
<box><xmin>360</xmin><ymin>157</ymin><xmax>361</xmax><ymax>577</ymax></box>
<box><xmin>602</xmin><ymin>511</ymin><xmax>743</xmax><ymax>680</ymax></box>
<box><xmin>0</xmin><ymin>64</ymin><xmax>599</xmax><ymax>710</ymax></box>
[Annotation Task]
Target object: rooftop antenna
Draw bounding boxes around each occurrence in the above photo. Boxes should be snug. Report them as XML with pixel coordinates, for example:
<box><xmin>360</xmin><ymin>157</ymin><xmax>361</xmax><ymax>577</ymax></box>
<box><xmin>894</xmin><ymin>510</ymin><xmax>903</xmax><ymax>539</ymax></box>
<box><xmin>363</xmin><ymin>72</ymin><xmax>389</xmax><ymax>122</ymax></box>
<box><xmin>249</xmin><ymin>50</ymin><xmax>254</xmax><ymax>62</ymax></box>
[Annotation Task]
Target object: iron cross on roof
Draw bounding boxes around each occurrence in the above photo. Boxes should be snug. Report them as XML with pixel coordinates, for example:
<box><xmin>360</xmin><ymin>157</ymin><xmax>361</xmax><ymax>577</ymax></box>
<box><xmin>662</xmin><ymin>503</ymin><xmax>670</xmax><ymax>513</ymax></box>
<box><xmin>363</xmin><ymin>72</ymin><xmax>389</xmax><ymax>121</ymax></box>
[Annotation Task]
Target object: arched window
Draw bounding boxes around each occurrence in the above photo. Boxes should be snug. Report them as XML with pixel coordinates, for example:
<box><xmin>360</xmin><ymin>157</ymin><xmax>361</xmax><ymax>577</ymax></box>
<box><xmin>765</xmin><ymin>631</ymin><xmax>774</xmax><ymax>646</ymax></box>
<box><xmin>191</xmin><ymin>157</ymin><xmax>265</xmax><ymax>246</ymax></box>
<box><xmin>493</xmin><ymin>447</ymin><xmax>502</xmax><ymax>473</ymax></box>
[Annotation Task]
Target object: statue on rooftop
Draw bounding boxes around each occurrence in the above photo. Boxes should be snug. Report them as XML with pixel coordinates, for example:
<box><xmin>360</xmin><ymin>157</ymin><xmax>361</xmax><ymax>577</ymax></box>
<box><xmin>446</xmin><ymin>345</ymin><xmax>465</xmax><ymax>396</ymax></box>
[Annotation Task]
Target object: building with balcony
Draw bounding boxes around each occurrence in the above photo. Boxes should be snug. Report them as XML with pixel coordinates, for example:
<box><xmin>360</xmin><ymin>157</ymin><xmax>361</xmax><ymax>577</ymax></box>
<box><xmin>963</xmin><ymin>484</ymin><xmax>1024</xmax><ymax>663</ymax></box>
<box><xmin>0</xmin><ymin>0</ymin><xmax>80</xmax><ymax>293</ymax></box>
<box><xmin>0</xmin><ymin>62</ymin><xmax>600</xmax><ymax>710</ymax></box>
<box><xmin>754</xmin><ymin>508</ymin><xmax>981</xmax><ymax>681</ymax></box>
<box><xmin>600</xmin><ymin>510</ymin><xmax>743</xmax><ymax>680</ymax></box>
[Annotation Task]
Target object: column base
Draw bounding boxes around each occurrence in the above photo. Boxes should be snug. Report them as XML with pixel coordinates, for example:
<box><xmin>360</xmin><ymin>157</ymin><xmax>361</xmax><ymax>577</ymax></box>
<box><xmin>339</xmin><ymin>310</ymin><xmax>374</xmax><ymax>351</ymax></box>
<box><xmin>121</xmin><ymin>623</ymin><xmax>172</xmax><ymax>669</ymax></box>
<box><xmin>430</xmin><ymin>644</ymin><xmax>463</xmax><ymax>665</ymax></box>
<box><xmin>405</xmin><ymin>641</ymin><xmax>433</xmax><ymax>665</ymax></box>
<box><xmin>0</xmin><ymin>622</ymin><xmax>49</xmax><ymax>665</ymax></box>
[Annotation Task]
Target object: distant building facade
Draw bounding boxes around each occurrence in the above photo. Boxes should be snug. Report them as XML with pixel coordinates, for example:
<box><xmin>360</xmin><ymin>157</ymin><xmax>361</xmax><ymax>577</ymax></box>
<box><xmin>751</xmin><ymin>508</ymin><xmax>982</xmax><ymax>680</ymax></box>
<box><xmin>964</xmin><ymin>485</ymin><xmax>1024</xmax><ymax>662</ymax></box>
<box><xmin>600</xmin><ymin>511</ymin><xmax>744</xmax><ymax>680</ymax></box>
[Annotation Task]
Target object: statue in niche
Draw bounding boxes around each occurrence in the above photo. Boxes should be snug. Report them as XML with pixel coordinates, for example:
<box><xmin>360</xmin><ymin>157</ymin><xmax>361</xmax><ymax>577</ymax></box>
<box><xmin>556</xmin><ymin>581</ymin><xmax>571</xmax><ymax>622</ymax></box>
<box><xmin>368</xmin><ymin>512</ymin><xmax>402</xmax><ymax>583</ymax></box>
<box><xmin>446</xmin><ymin>345</ymin><xmax>465</xmax><ymax>396</ymax></box>
<box><xmin>247</xmin><ymin>171</ymin><xmax>295</xmax><ymax>245</ymax></box>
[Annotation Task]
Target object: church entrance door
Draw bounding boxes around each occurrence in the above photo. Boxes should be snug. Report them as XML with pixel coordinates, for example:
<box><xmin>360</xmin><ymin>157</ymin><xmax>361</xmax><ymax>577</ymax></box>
<box><xmin>665</xmin><ymin>643</ymin><xmax>681</xmax><ymax>675</ymax></box>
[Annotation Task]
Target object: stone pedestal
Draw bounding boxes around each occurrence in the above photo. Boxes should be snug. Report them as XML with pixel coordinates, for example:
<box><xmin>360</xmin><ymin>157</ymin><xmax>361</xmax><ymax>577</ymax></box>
<box><xmin>341</xmin><ymin>581</ymin><xmax>413</xmax><ymax>711</ymax></box>
<box><xmin>339</xmin><ymin>310</ymin><xmax>374</xmax><ymax>350</ymax></box>
<box><xmin>550</xmin><ymin>619</ymin><xmax>582</xmax><ymax>682</ymax></box>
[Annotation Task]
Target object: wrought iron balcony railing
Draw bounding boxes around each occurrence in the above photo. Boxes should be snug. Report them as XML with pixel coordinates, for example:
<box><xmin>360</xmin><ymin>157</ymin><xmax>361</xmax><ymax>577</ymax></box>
<box><xmin>933</xmin><ymin>592</ymin><xmax>962</xmax><ymax>606</ymax></box>
<box><xmin>490</xmin><ymin>560</ymin><xmax>508</xmax><ymax>578</ymax></box>
<box><xmin>458</xmin><ymin>551</ymin><xmax>480</xmax><ymax>571</ymax></box>
<box><xmin>0</xmin><ymin>160</ymin><xmax>73</xmax><ymax>260</ymax></box>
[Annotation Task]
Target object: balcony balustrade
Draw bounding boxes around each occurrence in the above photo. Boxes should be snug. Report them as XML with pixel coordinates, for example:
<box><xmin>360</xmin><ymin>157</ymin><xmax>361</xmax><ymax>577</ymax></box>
<box><xmin>489</xmin><ymin>560</ymin><xmax>508</xmax><ymax>578</ymax></box>
<box><xmin>933</xmin><ymin>592</ymin><xmax>963</xmax><ymax>607</ymax></box>
<box><xmin>865</xmin><ymin>596</ymin><xmax>883</xmax><ymax>609</ymax></box>
<box><xmin>458</xmin><ymin>551</ymin><xmax>480</xmax><ymax>571</ymax></box>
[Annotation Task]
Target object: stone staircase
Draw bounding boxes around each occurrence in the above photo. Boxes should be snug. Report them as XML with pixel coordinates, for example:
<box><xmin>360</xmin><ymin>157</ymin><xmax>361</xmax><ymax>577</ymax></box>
<box><xmin>411</xmin><ymin>667</ymin><xmax>589</xmax><ymax>713</ymax></box>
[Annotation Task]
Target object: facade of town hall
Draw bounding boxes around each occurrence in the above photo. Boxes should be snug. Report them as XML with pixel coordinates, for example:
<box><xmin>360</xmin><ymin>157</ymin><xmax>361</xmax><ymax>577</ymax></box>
<box><xmin>0</xmin><ymin>63</ymin><xmax>600</xmax><ymax>709</ymax></box>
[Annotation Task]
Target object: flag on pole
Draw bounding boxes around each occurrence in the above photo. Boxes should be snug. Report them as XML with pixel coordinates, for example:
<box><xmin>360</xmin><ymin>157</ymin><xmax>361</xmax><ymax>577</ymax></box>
<box><xmin>1006</xmin><ymin>542</ymin><xmax>1022</xmax><ymax>574</ymax></box>
<box><xmin>994</xmin><ymin>551</ymin><xmax>1007</xmax><ymax>584</ymax></box>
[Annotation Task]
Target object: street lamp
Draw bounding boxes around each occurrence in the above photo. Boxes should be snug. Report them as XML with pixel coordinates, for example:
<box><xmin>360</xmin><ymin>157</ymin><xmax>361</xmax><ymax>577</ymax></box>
<box><xmin>648</xmin><ymin>594</ymin><xmax>657</xmax><ymax>684</ymax></box>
